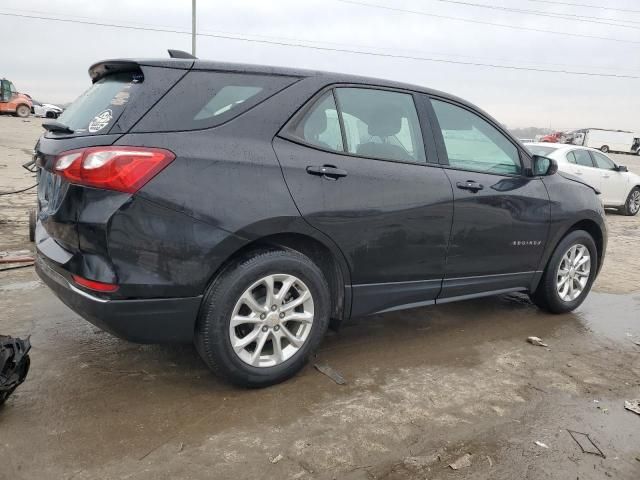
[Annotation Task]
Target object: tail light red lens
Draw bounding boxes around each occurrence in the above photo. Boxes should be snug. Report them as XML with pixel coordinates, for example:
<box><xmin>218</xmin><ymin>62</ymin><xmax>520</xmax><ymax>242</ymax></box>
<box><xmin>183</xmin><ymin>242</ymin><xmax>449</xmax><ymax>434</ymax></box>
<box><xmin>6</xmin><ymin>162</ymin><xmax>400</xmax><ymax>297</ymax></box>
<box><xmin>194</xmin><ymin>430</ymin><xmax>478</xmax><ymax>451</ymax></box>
<box><xmin>72</xmin><ymin>275</ymin><xmax>119</xmax><ymax>293</ymax></box>
<box><xmin>54</xmin><ymin>147</ymin><xmax>175</xmax><ymax>193</ymax></box>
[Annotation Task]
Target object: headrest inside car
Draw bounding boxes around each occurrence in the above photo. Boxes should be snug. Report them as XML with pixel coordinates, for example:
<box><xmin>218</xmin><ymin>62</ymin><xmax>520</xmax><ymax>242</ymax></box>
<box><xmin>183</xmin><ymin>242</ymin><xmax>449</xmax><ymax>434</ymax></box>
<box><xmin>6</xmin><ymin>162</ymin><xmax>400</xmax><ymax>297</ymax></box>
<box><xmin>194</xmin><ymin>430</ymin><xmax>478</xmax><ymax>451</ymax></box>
<box><xmin>304</xmin><ymin>108</ymin><xmax>328</xmax><ymax>137</ymax></box>
<box><xmin>366</xmin><ymin>105</ymin><xmax>403</xmax><ymax>137</ymax></box>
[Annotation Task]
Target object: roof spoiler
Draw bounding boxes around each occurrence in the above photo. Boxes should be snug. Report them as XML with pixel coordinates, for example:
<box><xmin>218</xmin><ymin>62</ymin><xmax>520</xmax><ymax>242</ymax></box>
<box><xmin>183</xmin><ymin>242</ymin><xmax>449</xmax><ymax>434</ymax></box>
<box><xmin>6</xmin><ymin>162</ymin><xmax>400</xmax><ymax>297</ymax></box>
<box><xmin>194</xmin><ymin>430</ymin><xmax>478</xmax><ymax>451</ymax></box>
<box><xmin>88</xmin><ymin>60</ymin><xmax>140</xmax><ymax>83</ymax></box>
<box><xmin>168</xmin><ymin>49</ymin><xmax>197</xmax><ymax>59</ymax></box>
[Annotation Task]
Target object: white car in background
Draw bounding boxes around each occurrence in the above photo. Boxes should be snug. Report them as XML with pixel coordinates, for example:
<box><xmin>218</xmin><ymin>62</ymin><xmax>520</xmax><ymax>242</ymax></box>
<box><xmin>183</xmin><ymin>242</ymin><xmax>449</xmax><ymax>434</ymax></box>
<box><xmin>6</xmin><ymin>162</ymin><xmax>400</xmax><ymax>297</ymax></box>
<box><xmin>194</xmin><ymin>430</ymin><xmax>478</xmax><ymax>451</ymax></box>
<box><xmin>31</xmin><ymin>101</ymin><xmax>63</xmax><ymax>119</ymax></box>
<box><xmin>526</xmin><ymin>142</ymin><xmax>640</xmax><ymax>216</ymax></box>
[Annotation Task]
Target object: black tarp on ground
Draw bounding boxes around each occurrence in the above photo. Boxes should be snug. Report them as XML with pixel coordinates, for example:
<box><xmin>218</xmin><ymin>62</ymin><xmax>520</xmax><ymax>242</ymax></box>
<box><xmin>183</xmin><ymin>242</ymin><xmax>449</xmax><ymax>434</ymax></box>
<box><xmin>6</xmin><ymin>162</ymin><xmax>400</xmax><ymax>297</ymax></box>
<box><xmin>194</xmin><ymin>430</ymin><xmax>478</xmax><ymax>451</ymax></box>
<box><xmin>0</xmin><ymin>336</ymin><xmax>31</xmax><ymax>405</ymax></box>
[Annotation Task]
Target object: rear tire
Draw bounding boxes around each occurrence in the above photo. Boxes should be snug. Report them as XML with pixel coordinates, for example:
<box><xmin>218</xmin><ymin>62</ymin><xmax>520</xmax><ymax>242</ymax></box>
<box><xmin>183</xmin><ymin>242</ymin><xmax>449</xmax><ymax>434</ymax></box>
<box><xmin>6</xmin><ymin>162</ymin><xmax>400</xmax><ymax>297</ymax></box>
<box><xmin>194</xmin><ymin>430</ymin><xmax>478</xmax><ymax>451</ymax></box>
<box><xmin>195</xmin><ymin>249</ymin><xmax>330</xmax><ymax>387</ymax></box>
<box><xmin>600</xmin><ymin>145</ymin><xmax>609</xmax><ymax>153</ymax></box>
<box><xmin>15</xmin><ymin>104</ymin><xmax>30</xmax><ymax>118</ymax></box>
<box><xmin>622</xmin><ymin>187</ymin><xmax>640</xmax><ymax>216</ymax></box>
<box><xmin>531</xmin><ymin>230</ymin><xmax>597</xmax><ymax>314</ymax></box>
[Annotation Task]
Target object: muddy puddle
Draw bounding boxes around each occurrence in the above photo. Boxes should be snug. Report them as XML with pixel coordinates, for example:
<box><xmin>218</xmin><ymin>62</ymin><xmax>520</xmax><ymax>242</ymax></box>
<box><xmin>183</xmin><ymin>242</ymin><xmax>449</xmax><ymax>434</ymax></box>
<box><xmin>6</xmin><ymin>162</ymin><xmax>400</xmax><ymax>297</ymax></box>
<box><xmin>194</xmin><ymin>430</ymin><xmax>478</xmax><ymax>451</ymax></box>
<box><xmin>1</xmin><ymin>273</ymin><xmax>639</xmax><ymax>479</ymax></box>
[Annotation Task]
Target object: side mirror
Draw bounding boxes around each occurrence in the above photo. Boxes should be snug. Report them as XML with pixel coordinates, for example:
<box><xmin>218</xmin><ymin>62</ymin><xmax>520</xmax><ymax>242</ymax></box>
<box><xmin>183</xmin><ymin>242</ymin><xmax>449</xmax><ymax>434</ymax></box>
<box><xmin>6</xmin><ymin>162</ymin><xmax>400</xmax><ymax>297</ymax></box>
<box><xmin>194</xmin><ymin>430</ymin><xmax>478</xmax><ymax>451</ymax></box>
<box><xmin>531</xmin><ymin>155</ymin><xmax>558</xmax><ymax>176</ymax></box>
<box><xmin>617</xmin><ymin>165</ymin><xmax>628</xmax><ymax>172</ymax></box>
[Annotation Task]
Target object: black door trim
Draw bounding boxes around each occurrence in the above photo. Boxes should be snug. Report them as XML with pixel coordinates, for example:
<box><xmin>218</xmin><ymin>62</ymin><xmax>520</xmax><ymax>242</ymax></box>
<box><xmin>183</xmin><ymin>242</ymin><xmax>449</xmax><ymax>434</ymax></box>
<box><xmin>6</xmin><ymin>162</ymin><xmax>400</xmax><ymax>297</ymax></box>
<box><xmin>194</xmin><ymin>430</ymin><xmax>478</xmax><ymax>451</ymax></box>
<box><xmin>351</xmin><ymin>278</ymin><xmax>442</xmax><ymax>317</ymax></box>
<box><xmin>350</xmin><ymin>271</ymin><xmax>541</xmax><ymax>317</ymax></box>
<box><xmin>439</xmin><ymin>271</ymin><xmax>540</xmax><ymax>299</ymax></box>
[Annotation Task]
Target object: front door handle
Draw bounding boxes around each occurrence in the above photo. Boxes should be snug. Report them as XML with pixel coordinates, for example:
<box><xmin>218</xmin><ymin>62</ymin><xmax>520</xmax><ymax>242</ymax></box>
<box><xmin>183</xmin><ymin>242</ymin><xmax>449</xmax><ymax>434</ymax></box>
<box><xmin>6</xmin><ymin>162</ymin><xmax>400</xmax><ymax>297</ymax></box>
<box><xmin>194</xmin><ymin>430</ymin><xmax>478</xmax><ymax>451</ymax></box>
<box><xmin>456</xmin><ymin>180</ymin><xmax>484</xmax><ymax>192</ymax></box>
<box><xmin>306</xmin><ymin>165</ymin><xmax>348</xmax><ymax>180</ymax></box>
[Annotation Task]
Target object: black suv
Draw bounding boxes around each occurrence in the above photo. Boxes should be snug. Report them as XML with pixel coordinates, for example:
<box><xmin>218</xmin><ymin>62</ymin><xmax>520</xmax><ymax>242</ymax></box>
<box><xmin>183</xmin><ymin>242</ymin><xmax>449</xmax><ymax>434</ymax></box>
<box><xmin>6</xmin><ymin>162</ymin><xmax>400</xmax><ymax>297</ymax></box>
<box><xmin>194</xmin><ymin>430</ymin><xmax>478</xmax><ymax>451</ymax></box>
<box><xmin>35</xmin><ymin>53</ymin><xmax>607</xmax><ymax>387</ymax></box>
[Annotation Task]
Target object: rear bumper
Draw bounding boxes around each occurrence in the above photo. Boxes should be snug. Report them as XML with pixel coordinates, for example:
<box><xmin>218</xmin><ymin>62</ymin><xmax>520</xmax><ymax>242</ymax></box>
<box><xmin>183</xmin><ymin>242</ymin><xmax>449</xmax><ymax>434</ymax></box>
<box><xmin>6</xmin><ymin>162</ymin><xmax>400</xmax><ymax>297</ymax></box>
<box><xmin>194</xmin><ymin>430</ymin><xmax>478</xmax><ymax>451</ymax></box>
<box><xmin>36</xmin><ymin>255</ymin><xmax>202</xmax><ymax>343</ymax></box>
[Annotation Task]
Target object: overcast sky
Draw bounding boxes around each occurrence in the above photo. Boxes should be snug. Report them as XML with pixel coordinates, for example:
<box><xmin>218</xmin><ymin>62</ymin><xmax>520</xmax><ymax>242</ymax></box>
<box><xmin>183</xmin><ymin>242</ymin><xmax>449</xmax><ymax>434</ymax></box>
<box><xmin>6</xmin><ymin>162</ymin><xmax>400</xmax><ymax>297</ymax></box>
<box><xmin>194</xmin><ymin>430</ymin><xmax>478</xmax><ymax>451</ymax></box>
<box><xmin>1</xmin><ymin>0</ymin><xmax>639</xmax><ymax>130</ymax></box>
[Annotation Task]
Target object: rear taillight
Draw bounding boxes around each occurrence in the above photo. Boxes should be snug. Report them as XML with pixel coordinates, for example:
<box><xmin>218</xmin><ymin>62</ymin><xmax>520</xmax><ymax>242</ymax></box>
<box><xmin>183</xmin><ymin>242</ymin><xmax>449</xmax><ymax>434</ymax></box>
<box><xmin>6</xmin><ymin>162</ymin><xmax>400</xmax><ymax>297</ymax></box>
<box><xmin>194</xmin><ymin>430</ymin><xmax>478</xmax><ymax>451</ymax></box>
<box><xmin>54</xmin><ymin>146</ymin><xmax>175</xmax><ymax>193</ymax></box>
<box><xmin>72</xmin><ymin>275</ymin><xmax>119</xmax><ymax>293</ymax></box>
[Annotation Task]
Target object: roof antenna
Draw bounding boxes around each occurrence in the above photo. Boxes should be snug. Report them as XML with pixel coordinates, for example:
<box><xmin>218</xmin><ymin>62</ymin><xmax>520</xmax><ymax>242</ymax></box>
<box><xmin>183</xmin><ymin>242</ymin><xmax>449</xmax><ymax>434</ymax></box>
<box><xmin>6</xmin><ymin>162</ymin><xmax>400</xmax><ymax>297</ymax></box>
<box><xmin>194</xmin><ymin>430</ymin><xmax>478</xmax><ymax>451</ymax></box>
<box><xmin>168</xmin><ymin>49</ymin><xmax>197</xmax><ymax>59</ymax></box>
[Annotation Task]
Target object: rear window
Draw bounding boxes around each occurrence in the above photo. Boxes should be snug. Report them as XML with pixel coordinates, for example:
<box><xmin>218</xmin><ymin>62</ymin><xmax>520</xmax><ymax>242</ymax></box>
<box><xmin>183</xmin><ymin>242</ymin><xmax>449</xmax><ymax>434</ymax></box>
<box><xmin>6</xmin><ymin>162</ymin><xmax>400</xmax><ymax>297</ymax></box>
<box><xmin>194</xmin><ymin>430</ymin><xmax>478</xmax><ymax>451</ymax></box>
<box><xmin>57</xmin><ymin>72</ymin><xmax>142</xmax><ymax>135</ymax></box>
<box><xmin>133</xmin><ymin>71</ymin><xmax>297</xmax><ymax>132</ymax></box>
<box><xmin>526</xmin><ymin>145</ymin><xmax>558</xmax><ymax>156</ymax></box>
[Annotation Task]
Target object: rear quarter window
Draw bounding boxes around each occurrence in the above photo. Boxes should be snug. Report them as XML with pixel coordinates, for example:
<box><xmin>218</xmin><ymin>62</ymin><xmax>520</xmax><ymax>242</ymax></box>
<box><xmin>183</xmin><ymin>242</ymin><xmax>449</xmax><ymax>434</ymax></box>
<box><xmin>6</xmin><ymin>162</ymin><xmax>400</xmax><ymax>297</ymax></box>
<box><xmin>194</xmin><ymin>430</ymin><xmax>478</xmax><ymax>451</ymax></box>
<box><xmin>133</xmin><ymin>71</ymin><xmax>298</xmax><ymax>132</ymax></box>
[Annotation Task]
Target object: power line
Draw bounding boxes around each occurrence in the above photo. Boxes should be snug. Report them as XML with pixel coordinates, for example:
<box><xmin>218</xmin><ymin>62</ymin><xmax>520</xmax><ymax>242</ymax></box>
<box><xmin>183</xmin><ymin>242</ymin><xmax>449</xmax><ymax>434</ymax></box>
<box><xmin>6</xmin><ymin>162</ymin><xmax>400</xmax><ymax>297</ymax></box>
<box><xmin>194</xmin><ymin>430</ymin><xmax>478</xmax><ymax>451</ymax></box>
<box><xmin>0</xmin><ymin>6</ymin><xmax>191</xmax><ymax>31</ymax></box>
<box><xmin>6</xmin><ymin>7</ymin><xmax>638</xmax><ymax>74</ymax></box>
<box><xmin>428</xmin><ymin>0</ymin><xmax>640</xmax><ymax>28</ymax></box>
<box><xmin>0</xmin><ymin>12</ymin><xmax>188</xmax><ymax>35</ymax></box>
<box><xmin>337</xmin><ymin>0</ymin><xmax>640</xmax><ymax>44</ymax></box>
<box><xmin>1</xmin><ymin>11</ymin><xmax>639</xmax><ymax>79</ymax></box>
<box><xmin>524</xmin><ymin>0</ymin><xmax>640</xmax><ymax>14</ymax></box>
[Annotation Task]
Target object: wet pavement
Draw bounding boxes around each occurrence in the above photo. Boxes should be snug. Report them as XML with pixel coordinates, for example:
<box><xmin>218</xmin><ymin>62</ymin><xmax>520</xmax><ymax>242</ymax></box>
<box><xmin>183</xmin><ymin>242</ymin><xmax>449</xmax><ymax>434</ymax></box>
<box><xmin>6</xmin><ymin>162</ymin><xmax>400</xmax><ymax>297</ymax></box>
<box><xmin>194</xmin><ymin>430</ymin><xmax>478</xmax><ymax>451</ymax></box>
<box><xmin>1</xmin><ymin>117</ymin><xmax>640</xmax><ymax>478</ymax></box>
<box><xmin>1</xmin><ymin>265</ymin><xmax>639</xmax><ymax>479</ymax></box>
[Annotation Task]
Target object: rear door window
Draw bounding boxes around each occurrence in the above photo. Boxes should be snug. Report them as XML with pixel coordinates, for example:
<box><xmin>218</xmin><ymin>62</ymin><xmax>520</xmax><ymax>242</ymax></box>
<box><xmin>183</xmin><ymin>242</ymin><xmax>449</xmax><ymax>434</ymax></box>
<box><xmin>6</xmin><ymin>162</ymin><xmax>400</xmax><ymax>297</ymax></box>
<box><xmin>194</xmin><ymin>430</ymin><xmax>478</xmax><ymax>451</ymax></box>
<box><xmin>57</xmin><ymin>72</ymin><xmax>142</xmax><ymax>135</ymax></box>
<box><xmin>572</xmin><ymin>150</ymin><xmax>595</xmax><ymax>167</ymax></box>
<box><xmin>334</xmin><ymin>88</ymin><xmax>426</xmax><ymax>163</ymax></box>
<box><xmin>134</xmin><ymin>71</ymin><xmax>297</xmax><ymax>132</ymax></box>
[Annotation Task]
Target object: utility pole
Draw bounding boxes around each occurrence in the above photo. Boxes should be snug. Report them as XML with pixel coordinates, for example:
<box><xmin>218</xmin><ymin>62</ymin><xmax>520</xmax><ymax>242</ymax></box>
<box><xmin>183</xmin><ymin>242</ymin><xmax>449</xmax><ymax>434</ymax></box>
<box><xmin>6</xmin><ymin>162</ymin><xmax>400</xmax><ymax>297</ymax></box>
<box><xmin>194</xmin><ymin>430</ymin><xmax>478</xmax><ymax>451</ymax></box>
<box><xmin>192</xmin><ymin>0</ymin><xmax>197</xmax><ymax>56</ymax></box>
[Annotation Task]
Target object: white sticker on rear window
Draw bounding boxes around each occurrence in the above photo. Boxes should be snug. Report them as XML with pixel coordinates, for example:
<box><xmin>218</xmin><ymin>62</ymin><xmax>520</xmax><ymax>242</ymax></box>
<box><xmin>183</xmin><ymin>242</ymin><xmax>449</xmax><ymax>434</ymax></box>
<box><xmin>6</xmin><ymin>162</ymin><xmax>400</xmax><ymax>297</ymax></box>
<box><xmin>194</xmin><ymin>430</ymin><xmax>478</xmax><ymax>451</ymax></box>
<box><xmin>88</xmin><ymin>109</ymin><xmax>113</xmax><ymax>133</ymax></box>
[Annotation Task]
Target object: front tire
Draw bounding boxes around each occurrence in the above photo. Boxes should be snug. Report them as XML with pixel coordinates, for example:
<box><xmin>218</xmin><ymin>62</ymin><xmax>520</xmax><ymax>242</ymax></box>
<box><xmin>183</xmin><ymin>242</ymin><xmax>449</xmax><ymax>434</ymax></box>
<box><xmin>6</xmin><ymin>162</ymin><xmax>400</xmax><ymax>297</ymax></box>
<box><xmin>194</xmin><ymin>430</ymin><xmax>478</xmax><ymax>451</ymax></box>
<box><xmin>600</xmin><ymin>145</ymin><xmax>609</xmax><ymax>153</ymax></box>
<box><xmin>15</xmin><ymin>104</ymin><xmax>30</xmax><ymax>118</ymax></box>
<box><xmin>622</xmin><ymin>187</ymin><xmax>640</xmax><ymax>216</ymax></box>
<box><xmin>531</xmin><ymin>230</ymin><xmax>597</xmax><ymax>314</ymax></box>
<box><xmin>195</xmin><ymin>249</ymin><xmax>330</xmax><ymax>387</ymax></box>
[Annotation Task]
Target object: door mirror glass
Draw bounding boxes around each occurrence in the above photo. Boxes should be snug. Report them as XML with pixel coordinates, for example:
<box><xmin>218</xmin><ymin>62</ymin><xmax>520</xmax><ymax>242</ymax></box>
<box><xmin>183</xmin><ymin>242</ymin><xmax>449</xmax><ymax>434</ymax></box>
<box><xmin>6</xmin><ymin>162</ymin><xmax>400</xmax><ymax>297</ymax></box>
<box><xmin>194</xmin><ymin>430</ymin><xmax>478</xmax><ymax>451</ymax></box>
<box><xmin>617</xmin><ymin>165</ymin><xmax>628</xmax><ymax>173</ymax></box>
<box><xmin>532</xmin><ymin>155</ymin><xmax>558</xmax><ymax>176</ymax></box>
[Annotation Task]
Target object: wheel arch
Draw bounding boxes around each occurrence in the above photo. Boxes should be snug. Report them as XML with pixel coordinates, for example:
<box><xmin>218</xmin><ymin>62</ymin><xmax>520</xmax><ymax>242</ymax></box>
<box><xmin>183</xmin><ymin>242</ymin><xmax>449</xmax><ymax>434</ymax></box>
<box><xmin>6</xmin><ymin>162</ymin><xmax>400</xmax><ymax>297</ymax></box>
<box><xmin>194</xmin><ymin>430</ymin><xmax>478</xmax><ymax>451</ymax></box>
<box><xmin>532</xmin><ymin>217</ymin><xmax>605</xmax><ymax>294</ymax></box>
<box><xmin>203</xmin><ymin>230</ymin><xmax>351</xmax><ymax>325</ymax></box>
<box><xmin>565</xmin><ymin>219</ymin><xmax>604</xmax><ymax>272</ymax></box>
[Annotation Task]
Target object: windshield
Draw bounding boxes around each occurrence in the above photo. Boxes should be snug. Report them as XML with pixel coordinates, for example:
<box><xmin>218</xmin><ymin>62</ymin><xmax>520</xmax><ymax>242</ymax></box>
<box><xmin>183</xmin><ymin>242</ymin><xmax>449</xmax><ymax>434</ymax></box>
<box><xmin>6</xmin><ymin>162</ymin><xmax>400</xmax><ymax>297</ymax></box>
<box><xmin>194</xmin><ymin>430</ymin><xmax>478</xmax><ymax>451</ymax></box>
<box><xmin>57</xmin><ymin>72</ymin><xmax>142</xmax><ymax>134</ymax></box>
<box><xmin>526</xmin><ymin>145</ymin><xmax>558</xmax><ymax>156</ymax></box>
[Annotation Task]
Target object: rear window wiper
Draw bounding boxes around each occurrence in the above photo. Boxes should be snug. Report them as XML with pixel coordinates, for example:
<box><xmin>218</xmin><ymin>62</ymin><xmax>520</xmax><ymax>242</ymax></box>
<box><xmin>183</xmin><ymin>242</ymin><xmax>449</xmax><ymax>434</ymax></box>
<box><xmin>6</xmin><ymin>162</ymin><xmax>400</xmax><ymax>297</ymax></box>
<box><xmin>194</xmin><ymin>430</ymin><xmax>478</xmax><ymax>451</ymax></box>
<box><xmin>42</xmin><ymin>120</ymin><xmax>75</xmax><ymax>134</ymax></box>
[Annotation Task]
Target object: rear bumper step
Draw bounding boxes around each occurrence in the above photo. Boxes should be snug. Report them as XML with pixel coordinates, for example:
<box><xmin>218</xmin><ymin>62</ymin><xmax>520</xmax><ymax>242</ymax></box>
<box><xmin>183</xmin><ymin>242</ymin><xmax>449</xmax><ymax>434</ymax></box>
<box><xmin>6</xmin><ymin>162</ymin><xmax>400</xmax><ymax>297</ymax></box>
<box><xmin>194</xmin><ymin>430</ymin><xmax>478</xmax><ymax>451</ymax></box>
<box><xmin>35</xmin><ymin>255</ymin><xmax>201</xmax><ymax>343</ymax></box>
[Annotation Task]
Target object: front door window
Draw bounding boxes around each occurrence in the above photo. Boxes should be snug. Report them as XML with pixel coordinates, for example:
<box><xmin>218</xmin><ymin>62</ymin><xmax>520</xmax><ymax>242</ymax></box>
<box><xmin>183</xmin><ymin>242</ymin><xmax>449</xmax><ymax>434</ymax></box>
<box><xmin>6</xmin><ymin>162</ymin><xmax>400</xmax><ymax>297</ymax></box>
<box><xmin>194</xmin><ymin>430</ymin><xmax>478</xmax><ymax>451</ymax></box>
<box><xmin>430</xmin><ymin>99</ymin><xmax>521</xmax><ymax>175</ymax></box>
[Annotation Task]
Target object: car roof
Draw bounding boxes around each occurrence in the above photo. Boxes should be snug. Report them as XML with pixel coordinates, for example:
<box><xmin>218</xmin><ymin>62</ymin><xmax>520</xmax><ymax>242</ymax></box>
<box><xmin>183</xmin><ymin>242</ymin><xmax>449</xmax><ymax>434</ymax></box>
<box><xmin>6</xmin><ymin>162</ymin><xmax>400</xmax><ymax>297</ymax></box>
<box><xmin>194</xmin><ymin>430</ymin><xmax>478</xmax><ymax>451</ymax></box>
<box><xmin>88</xmin><ymin>57</ymin><xmax>488</xmax><ymax>118</ymax></box>
<box><xmin>524</xmin><ymin>142</ymin><xmax>605</xmax><ymax>154</ymax></box>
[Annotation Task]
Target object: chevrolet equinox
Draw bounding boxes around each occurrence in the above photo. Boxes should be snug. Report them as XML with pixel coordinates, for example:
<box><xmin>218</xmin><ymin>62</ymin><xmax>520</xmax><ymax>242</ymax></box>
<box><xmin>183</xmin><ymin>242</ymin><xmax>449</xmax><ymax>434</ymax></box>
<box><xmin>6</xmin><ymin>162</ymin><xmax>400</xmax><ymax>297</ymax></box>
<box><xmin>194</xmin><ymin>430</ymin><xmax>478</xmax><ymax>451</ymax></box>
<box><xmin>35</xmin><ymin>52</ymin><xmax>607</xmax><ymax>387</ymax></box>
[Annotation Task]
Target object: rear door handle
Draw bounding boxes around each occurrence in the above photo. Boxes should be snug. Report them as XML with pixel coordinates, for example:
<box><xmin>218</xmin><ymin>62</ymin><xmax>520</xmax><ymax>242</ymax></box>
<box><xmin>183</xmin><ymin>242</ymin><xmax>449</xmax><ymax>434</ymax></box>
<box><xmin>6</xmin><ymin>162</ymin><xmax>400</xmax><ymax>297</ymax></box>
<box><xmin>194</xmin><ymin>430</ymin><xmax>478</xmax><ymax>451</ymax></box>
<box><xmin>306</xmin><ymin>165</ymin><xmax>348</xmax><ymax>180</ymax></box>
<box><xmin>456</xmin><ymin>181</ymin><xmax>484</xmax><ymax>192</ymax></box>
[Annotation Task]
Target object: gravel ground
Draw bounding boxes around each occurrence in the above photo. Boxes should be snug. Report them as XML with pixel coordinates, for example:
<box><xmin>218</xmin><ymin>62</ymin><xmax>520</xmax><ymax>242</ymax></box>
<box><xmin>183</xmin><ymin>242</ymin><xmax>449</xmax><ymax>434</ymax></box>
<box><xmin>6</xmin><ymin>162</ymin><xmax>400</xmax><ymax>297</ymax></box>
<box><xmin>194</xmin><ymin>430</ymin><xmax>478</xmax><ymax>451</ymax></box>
<box><xmin>1</xmin><ymin>116</ymin><xmax>639</xmax><ymax>479</ymax></box>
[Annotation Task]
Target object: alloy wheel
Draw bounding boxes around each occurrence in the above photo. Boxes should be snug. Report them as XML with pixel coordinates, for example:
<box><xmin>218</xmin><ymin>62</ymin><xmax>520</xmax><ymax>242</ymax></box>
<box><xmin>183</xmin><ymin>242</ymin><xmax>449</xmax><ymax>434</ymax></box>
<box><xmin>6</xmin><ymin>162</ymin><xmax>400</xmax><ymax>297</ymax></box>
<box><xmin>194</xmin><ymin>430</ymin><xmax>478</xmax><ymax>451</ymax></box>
<box><xmin>229</xmin><ymin>274</ymin><xmax>314</xmax><ymax>367</ymax></box>
<box><xmin>556</xmin><ymin>244</ymin><xmax>591</xmax><ymax>302</ymax></box>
